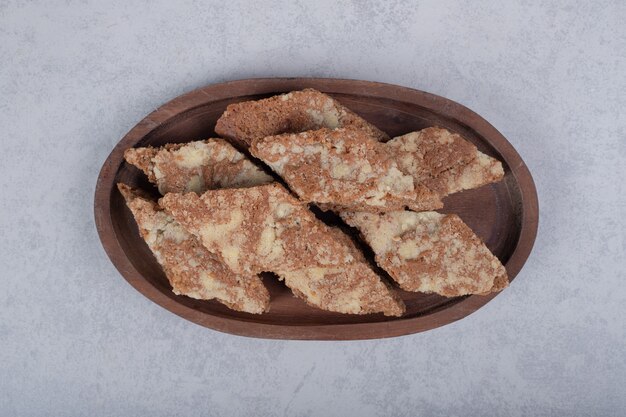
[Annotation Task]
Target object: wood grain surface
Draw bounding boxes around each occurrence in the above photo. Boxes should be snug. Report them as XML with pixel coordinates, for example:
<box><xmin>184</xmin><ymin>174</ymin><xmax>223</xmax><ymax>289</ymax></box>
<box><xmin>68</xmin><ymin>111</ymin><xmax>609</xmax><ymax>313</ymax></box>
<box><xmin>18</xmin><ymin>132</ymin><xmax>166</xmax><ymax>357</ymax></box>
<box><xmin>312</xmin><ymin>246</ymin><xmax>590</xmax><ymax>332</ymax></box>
<box><xmin>94</xmin><ymin>78</ymin><xmax>538</xmax><ymax>340</ymax></box>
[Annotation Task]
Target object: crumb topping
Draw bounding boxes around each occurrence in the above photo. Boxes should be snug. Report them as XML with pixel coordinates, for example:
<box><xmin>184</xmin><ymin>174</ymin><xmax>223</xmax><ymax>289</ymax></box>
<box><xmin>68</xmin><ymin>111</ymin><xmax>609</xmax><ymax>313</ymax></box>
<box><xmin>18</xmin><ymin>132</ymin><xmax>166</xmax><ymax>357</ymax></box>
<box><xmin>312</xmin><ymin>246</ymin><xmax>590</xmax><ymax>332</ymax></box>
<box><xmin>251</xmin><ymin>128</ymin><xmax>442</xmax><ymax>212</ymax></box>
<box><xmin>124</xmin><ymin>139</ymin><xmax>273</xmax><ymax>195</ymax></box>
<box><xmin>215</xmin><ymin>88</ymin><xmax>389</xmax><ymax>148</ymax></box>
<box><xmin>117</xmin><ymin>184</ymin><xmax>270</xmax><ymax>313</ymax></box>
<box><xmin>342</xmin><ymin>210</ymin><xmax>508</xmax><ymax>297</ymax></box>
<box><xmin>160</xmin><ymin>183</ymin><xmax>404</xmax><ymax>316</ymax></box>
<box><xmin>388</xmin><ymin>127</ymin><xmax>504</xmax><ymax>197</ymax></box>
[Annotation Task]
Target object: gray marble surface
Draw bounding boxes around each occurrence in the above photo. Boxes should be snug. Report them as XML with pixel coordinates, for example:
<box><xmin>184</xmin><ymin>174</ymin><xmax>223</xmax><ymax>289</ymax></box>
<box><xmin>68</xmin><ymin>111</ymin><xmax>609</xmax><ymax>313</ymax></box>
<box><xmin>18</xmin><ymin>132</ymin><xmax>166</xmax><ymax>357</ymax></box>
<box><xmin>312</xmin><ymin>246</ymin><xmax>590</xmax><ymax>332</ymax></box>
<box><xmin>1</xmin><ymin>1</ymin><xmax>625</xmax><ymax>416</ymax></box>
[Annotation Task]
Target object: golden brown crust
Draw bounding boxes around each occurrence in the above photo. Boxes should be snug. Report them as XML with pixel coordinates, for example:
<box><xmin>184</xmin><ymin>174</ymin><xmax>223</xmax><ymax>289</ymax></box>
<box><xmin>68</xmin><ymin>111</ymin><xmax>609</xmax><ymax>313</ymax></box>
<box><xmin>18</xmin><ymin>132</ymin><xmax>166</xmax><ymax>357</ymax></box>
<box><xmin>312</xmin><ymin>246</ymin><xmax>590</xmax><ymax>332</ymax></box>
<box><xmin>215</xmin><ymin>88</ymin><xmax>389</xmax><ymax>148</ymax></box>
<box><xmin>159</xmin><ymin>183</ymin><xmax>405</xmax><ymax>316</ymax></box>
<box><xmin>388</xmin><ymin>127</ymin><xmax>505</xmax><ymax>197</ymax></box>
<box><xmin>124</xmin><ymin>147</ymin><xmax>159</xmax><ymax>183</ymax></box>
<box><xmin>124</xmin><ymin>139</ymin><xmax>273</xmax><ymax>195</ymax></box>
<box><xmin>117</xmin><ymin>183</ymin><xmax>270</xmax><ymax>314</ymax></box>
<box><xmin>341</xmin><ymin>210</ymin><xmax>508</xmax><ymax>297</ymax></box>
<box><xmin>250</xmin><ymin>127</ymin><xmax>443</xmax><ymax>213</ymax></box>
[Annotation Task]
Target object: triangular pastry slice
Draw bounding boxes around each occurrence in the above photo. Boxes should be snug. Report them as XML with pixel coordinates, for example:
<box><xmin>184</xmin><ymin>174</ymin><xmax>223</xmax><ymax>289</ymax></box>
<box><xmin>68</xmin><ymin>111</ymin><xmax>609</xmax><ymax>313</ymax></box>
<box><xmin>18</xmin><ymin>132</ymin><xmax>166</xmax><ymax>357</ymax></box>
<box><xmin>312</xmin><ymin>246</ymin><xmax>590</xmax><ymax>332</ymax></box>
<box><xmin>387</xmin><ymin>127</ymin><xmax>504</xmax><ymax>197</ymax></box>
<box><xmin>341</xmin><ymin>210</ymin><xmax>508</xmax><ymax>297</ymax></box>
<box><xmin>159</xmin><ymin>183</ymin><xmax>405</xmax><ymax>316</ymax></box>
<box><xmin>124</xmin><ymin>139</ymin><xmax>273</xmax><ymax>195</ymax></box>
<box><xmin>117</xmin><ymin>183</ymin><xmax>270</xmax><ymax>314</ymax></box>
<box><xmin>250</xmin><ymin>128</ymin><xmax>442</xmax><ymax>213</ymax></box>
<box><xmin>215</xmin><ymin>88</ymin><xmax>389</xmax><ymax>148</ymax></box>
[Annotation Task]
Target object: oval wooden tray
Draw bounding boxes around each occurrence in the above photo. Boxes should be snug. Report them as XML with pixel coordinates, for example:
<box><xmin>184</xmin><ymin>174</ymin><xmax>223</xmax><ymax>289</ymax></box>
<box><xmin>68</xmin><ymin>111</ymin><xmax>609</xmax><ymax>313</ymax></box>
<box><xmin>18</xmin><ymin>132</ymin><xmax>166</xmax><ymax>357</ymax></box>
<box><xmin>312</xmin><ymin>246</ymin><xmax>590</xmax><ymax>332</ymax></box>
<box><xmin>94</xmin><ymin>78</ymin><xmax>538</xmax><ymax>340</ymax></box>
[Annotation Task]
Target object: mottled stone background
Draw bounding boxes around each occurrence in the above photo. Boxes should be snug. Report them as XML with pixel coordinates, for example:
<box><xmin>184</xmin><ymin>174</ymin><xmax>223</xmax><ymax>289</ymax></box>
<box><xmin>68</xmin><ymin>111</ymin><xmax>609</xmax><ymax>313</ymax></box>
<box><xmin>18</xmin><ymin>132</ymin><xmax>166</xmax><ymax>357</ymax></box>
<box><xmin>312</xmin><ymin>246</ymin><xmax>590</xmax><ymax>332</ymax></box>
<box><xmin>1</xmin><ymin>1</ymin><xmax>624</xmax><ymax>416</ymax></box>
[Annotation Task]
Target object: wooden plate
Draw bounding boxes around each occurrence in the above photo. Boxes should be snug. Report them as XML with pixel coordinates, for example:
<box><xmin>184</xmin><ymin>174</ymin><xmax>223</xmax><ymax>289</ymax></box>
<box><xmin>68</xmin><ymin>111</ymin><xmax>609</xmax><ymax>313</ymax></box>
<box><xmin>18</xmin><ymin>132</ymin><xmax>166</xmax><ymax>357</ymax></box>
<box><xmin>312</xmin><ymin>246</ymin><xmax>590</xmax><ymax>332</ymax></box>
<box><xmin>94</xmin><ymin>78</ymin><xmax>538</xmax><ymax>340</ymax></box>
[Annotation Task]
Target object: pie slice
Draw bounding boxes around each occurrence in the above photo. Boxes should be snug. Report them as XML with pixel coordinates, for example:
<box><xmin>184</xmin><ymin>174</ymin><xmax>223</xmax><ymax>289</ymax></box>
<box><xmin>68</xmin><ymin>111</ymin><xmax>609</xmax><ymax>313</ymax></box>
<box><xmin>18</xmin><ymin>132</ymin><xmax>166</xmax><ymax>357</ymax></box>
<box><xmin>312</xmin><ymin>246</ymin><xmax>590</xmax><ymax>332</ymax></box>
<box><xmin>387</xmin><ymin>127</ymin><xmax>504</xmax><ymax>197</ymax></box>
<box><xmin>159</xmin><ymin>183</ymin><xmax>405</xmax><ymax>316</ymax></box>
<box><xmin>215</xmin><ymin>88</ymin><xmax>389</xmax><ymax>148</ymax></box>
<box><xmin>250</xmin><ymin>127</ymin><xmax>443</xmax><ymax>213</ymax></box>
<box><xmin>124</xmin><ymin>139</ymin><xmax>274</xmax><ymax>195</ymax></box>
<box><xmin>341</xmin><ymin>210</ymin><xmax>508</xmax><ymax>297</ymax></box>
<box><xmin>117</xmin><ymin>183</ymin><xmax>270</xmax><ymax>314</ymax></box>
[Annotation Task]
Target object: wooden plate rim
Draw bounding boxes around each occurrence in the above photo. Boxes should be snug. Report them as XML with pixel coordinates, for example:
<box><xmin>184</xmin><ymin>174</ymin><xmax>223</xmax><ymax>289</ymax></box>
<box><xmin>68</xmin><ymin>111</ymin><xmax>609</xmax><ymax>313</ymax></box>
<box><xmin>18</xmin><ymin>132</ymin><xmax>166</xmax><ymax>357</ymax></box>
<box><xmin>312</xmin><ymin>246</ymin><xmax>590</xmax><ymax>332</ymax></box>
<box><xmin>94</xmin><ymin>77</ymin><xmax>539</xmax><ymax>340</ymax></box>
